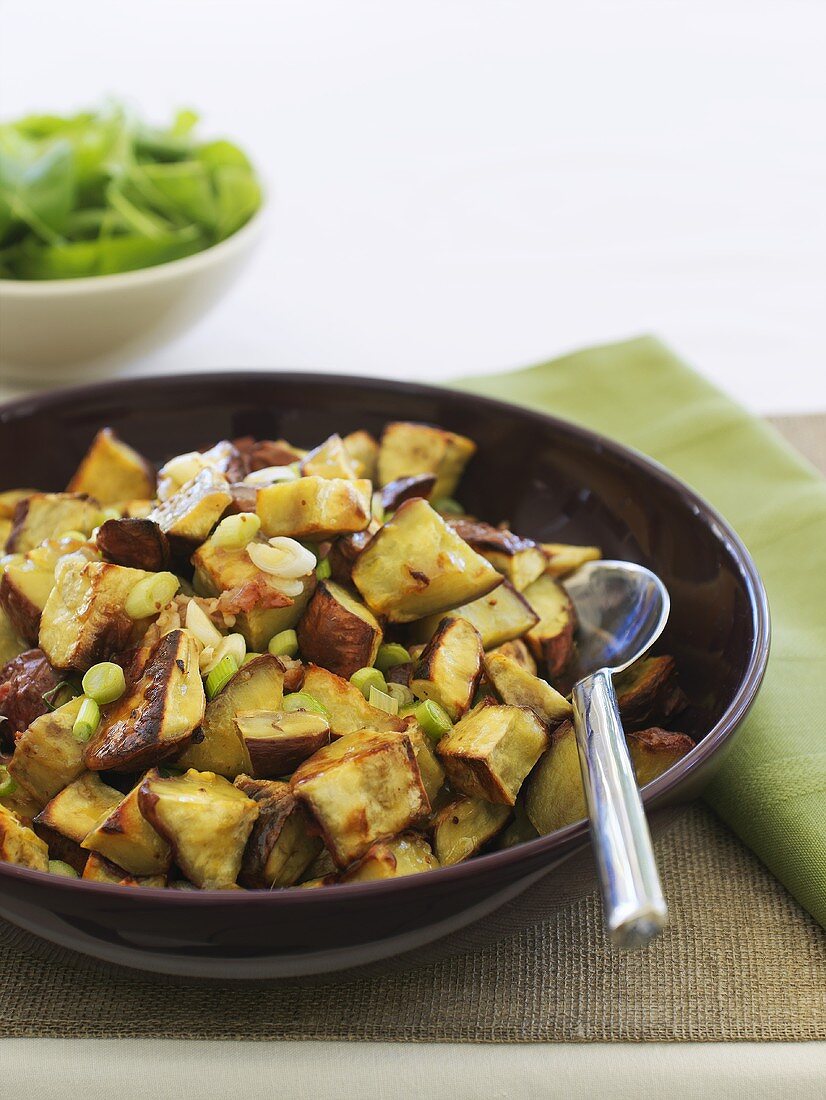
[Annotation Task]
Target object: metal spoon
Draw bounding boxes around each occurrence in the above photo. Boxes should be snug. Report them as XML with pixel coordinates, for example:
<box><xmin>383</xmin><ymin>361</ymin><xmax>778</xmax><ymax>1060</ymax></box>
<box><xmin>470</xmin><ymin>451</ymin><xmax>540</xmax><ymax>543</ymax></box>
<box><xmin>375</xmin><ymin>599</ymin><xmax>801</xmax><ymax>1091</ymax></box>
<box><xmin>561</xmin><ymin>560</ymin><xmax>671</xmax><ymax>950</ymax></box>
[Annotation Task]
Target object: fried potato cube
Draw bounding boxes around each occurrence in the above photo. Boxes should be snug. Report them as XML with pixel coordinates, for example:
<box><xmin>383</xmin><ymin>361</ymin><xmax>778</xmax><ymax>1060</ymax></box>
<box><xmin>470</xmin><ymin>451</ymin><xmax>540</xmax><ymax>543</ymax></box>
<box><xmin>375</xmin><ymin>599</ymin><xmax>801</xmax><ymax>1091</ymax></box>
<box><xmin>522</xmin><ymin>574</ymin><xmax>576</xmax><ymax>678</ymax></box>
<box><xmin>341</xmin><ymin>833</ymin><xmax>439</xmax><ymax>882</ymax></box>
<box><xmin>0</xmin><ymin>536</ymin><xmax>93</xmax><ymax>645</ymax></box>
<box><xmin>234</xmin><ymin>776</ymin><xmax>322</xmax><ymax>888</ymax></box>
<box><xmin>81</xmin><ymin>852</ymin><xmax>167</xmax><ymax>888</ymax></box>
<box><xmin>296</xmin><ymin>579</ymin><xmax>382</xmax><ymax>680</ymax></box>
<box><xmin>495</xmin><ymin>800</ymin><xmax>539</xmax><ymax>850</ymax></box>
<box><xmin>5</xmin><ymin>493</ymin><xmax>100</xmax><ymax>554</ymax></box>
<box><xmin>352</xmin><ymin>498</ymin><xmax>501</xmax><ymax>623</ymax></box>
<box><xmin>236</xmin><ymin>710</ymin><xmax>330</xmax><ymax>777</ymax></box>
<box><xmin>413</xmin><ymin>579</ymin><xmax>538</xmax><ymax>649</ymax></box>
<box><xmin>450</xmin><ymin>520</ymin><xmax>547</xmax><ymax>591</ymax></box>
<box><xmin>84</xmin><ymin>629</ymin><xmax>205</xmax><ymax>772</ymax></box>
<box><xmin>615</xmin><ymin>655</ymin><xmax>688</xmax><ymax>728</ymax></box>
<box><xmin>432</xmin><ymin>795</ymin><xmax>510</xmax><ymax>865</ymax></box>
<box><xmin>256</xmin><ymin>476</ymin><xmax>372</xmax><ymax>540</ymax></box>
<box><xmin>627</xmin><ymin>727</ymin><xmax>695</xmax><ymax>785</ymax></box>
<box><xmin>377</xmin><ymin>422</ymin><xmax>475</xmax><ymax>499</ymax></box>
<box><xmin>148</xmin><ymin>466</ymin><xmax>232</xmax><ymax>551</ymax></box>
<box><xmin>81</xmin><ymin>780</ymin><xmax>172</xmax><ymax>875</ymax></box>
<box><xmin>291</xmin><ymin>730</ymin><xmax>429</xmax><ymax>867</ymax></box>
<box><xmin>96</xmin><ymin>517</ymin><xmax>171</xmax><ymax>572</ymax></box>
<box><xmin>193</xmin><ymin>539</ymin><xmax>314</xmax><ymax>651</ymax></box>
<box><xmin>67</xmin><ymin>428</ymin><xmax>155</xmax><ymax>505</ymax></box>
<box><xmin>437</xmin><ymin>704</ymin><xmax>548</xmax><ymax>806</ymax></box>
<box><xmin>0</xmin><ymin>783</ymin><xmax>41</xmax><ymax>827</ymax></box>
<box><xmin>410</xmin><ymin>616</ymin><xmax>483</xmax><ymax>721</ymax></box>
<box><xmin>35</xmin><ymin>771</ymin><xmax>121</xmax><ymax>847</ymax></box>
<box><xmin>541</xmin><ymin>542</ymin><xmax>601</xmax><ymax>578</ymax></box>
<box><xmin>301</xmin><ymin>664</ymin><xmax>404</xmax><ymax>737</ymax></box>
<box><xmin>403</xmin><ymin>721</ymin><xmax>446</xmax><ymax>805</ymax></box>
<box><xmin>0</xmin><ymin>802</ymin><xmax>49</xmax><ymax>871</ymax></box>
<box><xmin>484</xmin><ymin>651</ymin><xmax>572</xmax><ymax>726</ymax></box>
<box><xmin>178</xmin><ymin>653</ymin><xmax>284</xmax><ymax>778</ymax></box>
<box><xmin>139</xmin><ymin>768</ymin><xmax>259</xmax><ymax>889</ymax></box>
<box><xmin>300</xmin><ymin>434</ymin><xmax>359</xmax><ymax>479</ymax></box>
<box><xmin>342</xmin><ymin>430</ymin><xmax>379</xmax><ymax>480</ymax></box>
<box><xmin>8</xmin><ymin>696</ymin><xmax>86</xmax><ymax>806</ymax></box>
<box><xmin>489</xmin><ymin>637</ymin><xmax>537</xmax><ymax>675</ymax></box>
<box><xmin>0</xmin><ymin>604</ymin><xmax>26</xmax><ymax>665</ymax></box>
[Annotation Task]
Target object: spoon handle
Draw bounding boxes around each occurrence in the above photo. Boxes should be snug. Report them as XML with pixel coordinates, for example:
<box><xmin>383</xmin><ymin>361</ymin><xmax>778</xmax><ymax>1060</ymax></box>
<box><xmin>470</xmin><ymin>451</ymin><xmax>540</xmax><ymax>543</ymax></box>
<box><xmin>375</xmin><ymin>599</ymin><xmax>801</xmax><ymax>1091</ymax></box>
<box><xmin>571</xmin><ymin>667</ymin><xmax>668</xmax><ymax>949</ymax></box>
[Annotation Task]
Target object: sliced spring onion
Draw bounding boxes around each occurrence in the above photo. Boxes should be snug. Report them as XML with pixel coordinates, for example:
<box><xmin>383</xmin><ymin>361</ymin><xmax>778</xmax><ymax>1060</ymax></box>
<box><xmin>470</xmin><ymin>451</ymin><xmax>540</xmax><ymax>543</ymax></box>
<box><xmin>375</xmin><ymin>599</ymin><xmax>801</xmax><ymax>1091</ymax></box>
<box><xmin>48</xmin><ymin>860</ymin><xmax>79</xmax><ymax>878</ymax></box>
<box><xmin>374</xmin><ymin>643</ymin><xmax>411</xmax><ymax>673</ymax></box>
<box><xmin>368</xmin><ymin>685</ymin><xmax>399</xmax><ymax>715</ymax></box>
<box><xmin>414</xmin><ymin>699</ymin><xmax>453</xmax><ymax>742</ymax></box>
<box><xmin>124</xmin><ymin>571</ymin><xmax>180</xmax><ymax>619</ymax></box>
<box><xmin>241</xmin><ymin>652</ymin><xmax>263</xmax><ymax>666</ymax></box>
<box><xmin>315</xmin><ymin>556</ymin><xmax>332</xmax><ymax>580</ymax></box>
<box><xmin>0</xmin><ymin>765</ymin><xmax>17</xmax><ymax>798</ymax></box>
<box><xmin>200</xmin><ymin>633</ymin><xmax>246</xmax><ymax>676</ymax></box>
<box><xmin>371</xmin><ymin>493</ymin><xmax>385</xmax><ymax>523</ymax></box>
<box><xmin>282</xmin><ymin>692</ymin><xmax>330</xmax><ymax>719</ymax></box>
<box><xmin>350</xmin><ymin>667</ymin><xmax>387</xmax><ymax>700</ymax></box>
<box><xmin>81</xmin><ymin>662</ymin><xmax>126</xmax><ymax>705</ymax></box>
<box><xmin>72</xmin><ymin>696</ymin><xmax>101</xmax><ymax>744</ymax></box>
<box><xmin>210</xmin><ymin>512</ymin><xmax>261</xmax><ymax>549</ymax></box>
<box><xmin>386</xmin><ymin>681</ymin><xmax>414</xmax><ymax>709</ymax></box>
<box><xmin>205</xmin><ymin>654</ymin><xmax>239</xmax><ymax>700</ymax></box>
<box><xmin>268</xmin><ymin>629</ymin><xmax>299</xmax><ymax>659</ymax></box>
<box><xmin>433</xmin><ymin>498</ymin><xmax>464</xmax><ymax>516</ymax></box>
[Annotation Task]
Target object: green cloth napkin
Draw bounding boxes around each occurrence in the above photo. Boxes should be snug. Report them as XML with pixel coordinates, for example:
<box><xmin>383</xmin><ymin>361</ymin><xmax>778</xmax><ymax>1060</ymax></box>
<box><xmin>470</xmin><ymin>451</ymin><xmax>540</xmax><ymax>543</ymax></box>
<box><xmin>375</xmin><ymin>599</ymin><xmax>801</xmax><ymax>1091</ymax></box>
<box><xmin>455</xmin><ymin>336</ymin><xmax>826</xmax><ymax>928</ymax></box>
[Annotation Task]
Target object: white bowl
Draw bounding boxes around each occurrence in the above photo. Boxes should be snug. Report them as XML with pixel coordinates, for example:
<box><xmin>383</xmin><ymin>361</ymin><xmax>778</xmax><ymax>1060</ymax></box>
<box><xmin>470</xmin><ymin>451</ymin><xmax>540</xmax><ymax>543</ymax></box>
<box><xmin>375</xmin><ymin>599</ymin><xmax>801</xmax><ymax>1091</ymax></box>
<box><xmin>0</xmin><ymin>210</ymin><xmax>264</xmax><ymax>384</ymax></box>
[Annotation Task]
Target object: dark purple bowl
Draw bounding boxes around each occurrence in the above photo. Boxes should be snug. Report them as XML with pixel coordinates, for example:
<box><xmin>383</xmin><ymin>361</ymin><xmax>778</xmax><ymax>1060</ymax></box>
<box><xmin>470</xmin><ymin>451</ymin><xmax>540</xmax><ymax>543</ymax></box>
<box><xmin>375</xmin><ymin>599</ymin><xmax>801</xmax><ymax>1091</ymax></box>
<box><xmin>0</xmin><ymin>372</ymin><xmax>769</xmax><ymax>978</ymax></box>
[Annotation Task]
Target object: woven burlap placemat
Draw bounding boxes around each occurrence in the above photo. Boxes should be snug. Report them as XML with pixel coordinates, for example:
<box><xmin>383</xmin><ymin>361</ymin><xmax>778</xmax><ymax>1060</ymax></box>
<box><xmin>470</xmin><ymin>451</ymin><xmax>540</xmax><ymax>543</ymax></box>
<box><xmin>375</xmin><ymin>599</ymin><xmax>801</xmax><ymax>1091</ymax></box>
<box><xmin>0</xmin><ymin>415</ymin><xmax>823</xmax><ymax>1043</ymax></box>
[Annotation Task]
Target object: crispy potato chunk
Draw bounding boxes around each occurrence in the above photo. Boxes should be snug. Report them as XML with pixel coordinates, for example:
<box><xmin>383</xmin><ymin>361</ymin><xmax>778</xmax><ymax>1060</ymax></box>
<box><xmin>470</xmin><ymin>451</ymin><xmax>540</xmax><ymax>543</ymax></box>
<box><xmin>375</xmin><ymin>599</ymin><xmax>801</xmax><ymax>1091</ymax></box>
<box><xmin>38</xmin><ymin>555</ymin><xmax>154</xmax><ymax>672</ymax></box>
<box><xmin>484</xmin><ymin>651</ymin><xmax>572</xmax><ymax>726</ymax></box>
<box><xmin>489</xmin><ymin>637</ymin><xmax>537</xmax><ymax>675</ymax></box>
<box><xmin>450</xmin><ymin>520</ymin><xmax>546</xmax><ymax>592</ymax></box>
<box><xmin>236</xmin><ymin>710</ymin><xmax>330</xmax><ymax>777</ymax></box>
<box><xmin>341</xmin><ymin>833</ymin><xmax>439</xmax><ymax>882</ymax></box>
<box><xmin>67</xmin><ymin>428</ymin><xmax>155</xmax><ymax>505</ymax></box>
<box><xmin>432</xmin><ymin>795</ymin><xmax>510</xmax><ymax>865</ymax></box>
<box><xmin>178</xmin><ymin>653</ymin><xmax>283</xmax><ymax>778</ymax></box>
<box><xmin>495</xmin><ymin>800</ymin><xmax>539</xmax><ymax>850</ymax></box>
<box><xmin>377</xmin><ymin>422</ymin><xmax>475</xmax><ymax>499</ymax></box>
<box><xmin>257</xmin><ymin>476</ymin><xmax>372</xmax><ymax>541</ymax></box>
<box><xmin>0</xmin><ymin>604</ymin><xmax>26</xmax><ymax>665</ymax></box>
<box><xmin>403</xmin><ymin>721</ymin><xmax>446</xmax><ymax>805</ymax></box>
<box><xmin>139</xmin><ymin>768</ymin><xmax>259</xmax><ymax>889</ymax></box>
<box><xmin>380</xmin><ymin>474</ymin><xmax>437</xmax><ymax>512</ymax></box>
<box><xmin>84</xmin><ymin>629</ymin><xmax>204</xmax><ymax>771</ymax></box>
<box><xmin>352</xmin><ymin>498</ymin><xmax>501</xmax><ymax>623</ymax></box>
<box><xmin>413</xmin><ymin>580</ymin><xmax>538</xmax><ymax>649</ymax></box>
<box><xmin>615</xmin><ymin>656</ymin><xmax>688</xmax><ymax>728</ymax></box>
<box><xmin>96</xmin><ymin>517</ymin><xmax>171</xmax><ymax>572</ymax></box>
<box><xmin>36</xmin><ymin>771</ymin><xmax>121</xmax><ymax>846</ymax></box>
<box><xmin>6</xmin><ymin>493</ymin><xmax>100</xmax><ymax>554</ymax></box>
<box><xmin>8</xmin><ymin>696</ymin><xmax>86</xmax><ymax>806</ymax></box>
<box><xmin>0</xmin><ymin>489</ymin><xmax>34</xmax><ymax>520</ymax></box>
<box><xmin>81</xmin><ymin>780</ymin><xmax>172</xmax><ymax>875</ymax></box>
<box><xmin>300</xmin><ymin>434</ymin><xmax>359</xmax><ymax>479</ymax></box>
<box><xmin>1</xmin><ymin>536</ymin><xmax>93</xmax><ymax>645</ymax></box>
<box><xmin>627</xmin><ymin>727</ymin><xmax>695</xmax><ymax>785</ymax></box>
<box><xmin>541</xmin><ymin>542</ymin><xmax>601</xmax><ymax>578</ymax></box>
<box><xmin>234</xmin><ymin>776</ymin><xmax>322</xmax><ymax>888</ymax></box>
<box><xmin>81</xmin><ymin>852</ymin><xmax>167</xmax><ymax>888</ymax></box>
<box><xmin>301</xmin><ymin>664</ymin><xmax>404</xmax><ymax>737</ymax></box>
<box><xmin>0</xmin><ymin>802</ymin><xmax>49</xmax><ymax>871</ymax></box>
<box><xmin>437</xmin><ymin>704</ymin><xmax>548</xmax><ymax>806</ymax></box>
<box><xmin>297</xmin><ymin>580</ymin><xmax>382</xmax><ymax>680</ymax></box>
<box><xmin>522</xmin><ymin>574</ymin><xmax>576</xmax><ymax>678</ymax></box>
<box><xmin>148</xmin><ymin>467</ymin><xmax>232</xmax><ymax>551</ymax></box>
<box><xmin>342</xmin><ymin>430</ymin><xmax>379</xmax><ymax>481</ymax></box>
<box><xmin>410</xmin><ymin>616</ymin><xmax>483</xmax><ymax>721</ymax></box>
<box><xmin>291</xmin><ymin>730</ymin><xmax>429</xmax><ymax>867</ymax></box>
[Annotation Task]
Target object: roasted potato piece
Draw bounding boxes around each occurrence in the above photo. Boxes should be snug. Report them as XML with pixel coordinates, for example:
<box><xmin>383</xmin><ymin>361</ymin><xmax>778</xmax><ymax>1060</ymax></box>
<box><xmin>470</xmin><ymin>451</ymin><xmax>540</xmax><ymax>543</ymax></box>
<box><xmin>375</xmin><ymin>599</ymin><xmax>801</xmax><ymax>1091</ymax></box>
<box><xmin>35</xmin><ymin>771</ymin><xmax>121</xmax><ymax>850</ymax></box>
<box><xmin>0</xmin><ymin>783</ymin><xmax>41</xmax><ymax>827</ymax></box>
<box><xmin>627</xmin><ymin>727</ymin><xmax>695</xmax><ymax>785</ymax></box>
<box><xmin>352</xmin><ymin>498</ymin><xmax>501</xmax><ymax>623</ymax></box>
<box><xmin>291</xmin><ymin>730</ymin><xmax>429</xmax><ymax>867</ymax></box>
<box><xmin>236</xmin><ymin>710</ymin><xmax>330</xmax><ymax>777</ymax></box>
<box><xmin>437</xmin><ymin>704</ymin><xmax>548</xmax><ymax>806</ymax></box>
<box><xmin>403</xmin><ymin>721</ymin><xmax>446</xmax><ymax>805</ymax></box>
<box><xmin>177</xmin><ymin>653</ymin><xmax>284</xmax><ymax>778</ymax></box>
<box><xmin>192</xmin><ymin>538</ymin><xmax>313</xmax><ymax>651</ymax></box>
<box><xmin>450</xmin><ymin>520</ymin><xmax>546</xmax><ymax>592</ymax></box>
<box><xmin>326</xmin><ymin>525</ymin><xmax>378</xmax><ymax>585</ymax></box>
<box><xmin>380</xmin><ymin>474</ymin><xmax>437</xmax><ymax>512</ymax></box>
<box><xmin>541</xmin><ymin>542</ymin><xmax>601</xmax><ymax>578</ymax></box>
<box><xmin>489</xmin><ymin>637</ymin><xmax>537</xmax><ymax>675</ymax></box>
<box><xmin>495</xmin><ymin>800</ymin><xmax>539</xmax><ymax>850</ymax></box>
<box><xmin>377</xmin><ymin>422</ymin><xmax>475</xmax><ymax>499</ymax></box>
<box><xmin>0</xmin><ymin>802</ymin><xmax>50</xmax><ymax>871</ymax></box>
<box><xmin>0</xmin><ymin>605</ymin><xmax>25</xmax><ymax>666</ymax></box>
<box><xmin>484</xmin><ymin>651</ymin><xmax>572</xmax><ymax>726</ymax></box>
<box><xmin>81</xmin><ymin>780</ymin><xmax>171</xmax><ymax>876</ymax></box>
<box><xmin>232</xmin><ymin>436</ymin><xmax>305</xmax><ymax>472</ymax></box>
<box><xmin>6</xmin><ymin>493</ymin><xmax>100</xmax><ymax>554</ymax></box>
<box><xmin>0</xmin><ymin>536</ymin><xmax>92</xmax><ymax>644</ymax></box>
<box><xmin>67</xmin><ymin>428</ymin><xmax>155</xmax><ymax>505</ymax></box>
<box><xmin>410</xmin><ymin>616</ymin><xmax>483</xmax><ymax>721</ymax></box>
<box><xmin>139</xmin><ymin>768</ymin><xmax>259</xmax><ymax>889</ymax></box>
<box><xmin>234</xmin><ymin>776</ymin><xmax>322</xmax><ymax>888</ymax></box>
<box><xmin>432</xmin><ymin>795</ymin><xmax>510</xmax><ymax>866</ymax></box>
<box><xmin>81</xmin><ymin>851</ymin><xmax>167</xmax><ymax>887</ymax></box>
<box><xmin>0</xmin><ymin>648</ymin><xmax>67</xmax><ymax>741</ymax></box>
<box><xmin>296</xmin><ymin>579</ymin><xmax>382</xmax><ymax>680</ymax></box>
<box><xmin>39</xmin><ymin>556</ymin><xmax>156</xmax><ymax>672</ymax></box>
<box><xmin>522</xmin><ymin>574</ymin><xmax>576</xmax><ymax>678</ymax></box>
<box><xmin>341</xmin><ymin>833</ymin><xmax>439</xmax><ymax>882</ymax></box>
<box><xmin>84</xmin><ymin>629</ymin><xmax>204</xmax><ymax>772</ymax></box>
<box><xmin>342</xmin><ymin>430</ymin><xmax>379</xmax><ymax>480</ymax></box>
<box><xmin>300</xmin><ymin>434</ymin><xmax>359</xmax><ymax>480</ymax></box>
<box><xmin>256</xmin><ymin>476</ymin><xmax>372</xmax><ymax>541</ymax></box>
<box><xmin>0</xmin><ymin>489</ymin><xmax>34</xmax><ymax>520</ymax></box>
<box><xmin>148</xmin><ymin>467</ymin><xmax>232</xmax><ymax>552</ymax></box>
<box><xmin>413</xmin><ymin>579</ymin><xmax>538</xmax><ymax>649</ymax></box>
<box><xmin>300</xmin><ymin>664</ymin><xmax>404</xmax><ymax>737</ymax></box>
<box><xmin>615</xmin><ymin>655</ymin><xmax>688</xmax><ymax>728</ymax></box>
<box><xmin>7</xmin><ymin>696</ymin><xmax>86</xmax><ymax>805</ymax></box>
<box><xmin>96</xmin><ymin>517</ymin><xmax>171</xmax><ymax>571</ymax></box>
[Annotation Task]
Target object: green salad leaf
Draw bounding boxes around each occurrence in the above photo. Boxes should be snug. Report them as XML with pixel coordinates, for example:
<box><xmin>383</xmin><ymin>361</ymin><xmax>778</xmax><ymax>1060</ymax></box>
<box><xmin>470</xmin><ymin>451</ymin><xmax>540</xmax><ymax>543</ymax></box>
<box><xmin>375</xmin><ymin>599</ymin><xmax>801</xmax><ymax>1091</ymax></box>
<box><xmin>0</xmin><ymin>105</ymin><xmax>261</xmax><ymax>280</ymax></box>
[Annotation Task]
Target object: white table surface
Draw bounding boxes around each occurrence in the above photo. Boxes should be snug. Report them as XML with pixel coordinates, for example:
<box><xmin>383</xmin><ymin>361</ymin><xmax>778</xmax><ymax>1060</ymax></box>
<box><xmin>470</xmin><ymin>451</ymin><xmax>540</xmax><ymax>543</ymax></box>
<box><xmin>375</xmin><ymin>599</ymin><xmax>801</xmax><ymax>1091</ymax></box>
<box><xmin>1</xmin><ymin>2</ymin><xmax>824</xmax><ymax>1095</ymax></box>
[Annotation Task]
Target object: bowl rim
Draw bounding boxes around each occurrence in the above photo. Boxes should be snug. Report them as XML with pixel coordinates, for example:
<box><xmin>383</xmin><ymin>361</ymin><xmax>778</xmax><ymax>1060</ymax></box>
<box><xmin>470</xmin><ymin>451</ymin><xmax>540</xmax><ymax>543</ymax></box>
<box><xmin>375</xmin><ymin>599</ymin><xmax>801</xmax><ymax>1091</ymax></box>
<box><xmin>0</xmin><ymin>205</ymin><xmax>265</xmax><ymax>295</ymax></box>
<box><xmin>0</xmin><ymin>369</ymin><xmax>771</xmax><ymax>906</ymax></box>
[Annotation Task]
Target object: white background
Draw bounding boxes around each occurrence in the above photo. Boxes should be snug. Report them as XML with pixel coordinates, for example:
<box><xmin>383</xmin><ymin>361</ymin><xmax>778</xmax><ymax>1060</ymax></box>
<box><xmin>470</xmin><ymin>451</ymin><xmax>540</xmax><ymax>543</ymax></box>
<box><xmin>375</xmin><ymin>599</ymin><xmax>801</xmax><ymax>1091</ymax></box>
<box><xmin>2</xmin><ymin>0</ymin><xmax>825</xmax><ymax>413</ymax></box>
